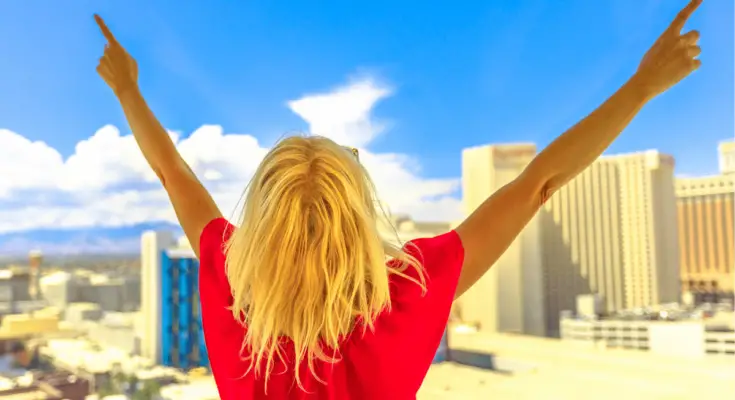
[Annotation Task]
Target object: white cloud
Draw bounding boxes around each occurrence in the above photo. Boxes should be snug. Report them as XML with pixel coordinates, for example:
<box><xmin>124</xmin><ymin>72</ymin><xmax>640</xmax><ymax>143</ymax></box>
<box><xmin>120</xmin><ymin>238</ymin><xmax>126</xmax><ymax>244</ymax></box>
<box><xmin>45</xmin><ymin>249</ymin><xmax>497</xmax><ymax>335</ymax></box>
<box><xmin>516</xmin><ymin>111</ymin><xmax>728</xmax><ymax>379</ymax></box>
<box><xmin>0</xmin><ymin>78</ymin><xmax>462</xmax><ymax>234</ymax></box>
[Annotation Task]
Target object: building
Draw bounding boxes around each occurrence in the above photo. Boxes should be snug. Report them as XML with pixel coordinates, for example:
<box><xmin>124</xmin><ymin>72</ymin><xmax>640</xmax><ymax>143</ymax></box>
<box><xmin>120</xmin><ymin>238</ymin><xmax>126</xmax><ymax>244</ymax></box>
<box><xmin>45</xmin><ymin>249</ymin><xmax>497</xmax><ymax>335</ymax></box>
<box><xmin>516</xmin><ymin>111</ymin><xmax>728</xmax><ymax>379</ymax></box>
<box><xmin>160</xmin><ymin>248</ymin><xmax>209</xmax><ymax>370</ymax></box>
<box><xmin>80</xmin><ymin>277</ymin><xmax>126</xmax><ymax>312</ymax></box>
<box><xmin>459</xmin><ymin>145</ymin><xmax>680</xmax><ymax>338</ymax></box>
<box><xmin>458</xmin><ymin>144</ymin><xmax>546</xmax><ymax>337</ymax></box>
<box><xmin>542</xmin><ymin>150</ymin><xmax>680</xmax><ymax>336</ymax></box>
<box><xmin>560</xmin><ymin>315</ymin><xmax>735</xmax><ymax>358</ymax></box>
<box><xmin>140</xmin><ymin>231</ymin><xmax>173</xmax><ymax>364</ymax></box>
<box><xmin>28</xmin><ymin>250</ymin><xmax>43</xmax><ymax>300</ymax></box>
<box><xmin>84</xmin><ymin>312</ymin><xmax>140</xmax><ymax>356</ymax></box>
<box><xmin>140</xmin><ymin>231</ymin><xmax>208</xmax><ymax>370</ymax></box>
<box><xmin>675</xmin><ymin>143</ymin><xmax>735</xmax><ymax>296</ymax></box>
<box><xmin>40</xmin><ymin>271</ymin><xmax>78</xmax><ymax>309</ymax></box>
<box><xmin>718</xmin><ymin>140</ymin><xmax>735</xmax><ymax>174</ymax></box>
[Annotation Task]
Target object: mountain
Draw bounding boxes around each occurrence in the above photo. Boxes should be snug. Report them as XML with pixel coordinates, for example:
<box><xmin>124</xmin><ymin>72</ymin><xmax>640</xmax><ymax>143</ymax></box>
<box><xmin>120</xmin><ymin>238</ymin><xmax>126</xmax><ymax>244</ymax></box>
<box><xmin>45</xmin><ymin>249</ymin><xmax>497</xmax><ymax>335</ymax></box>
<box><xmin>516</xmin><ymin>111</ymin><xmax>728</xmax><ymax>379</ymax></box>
<box><xmin>0</xmin><ymin>222</ymin><xmax>183</xmax><ymax>256</ymax></box>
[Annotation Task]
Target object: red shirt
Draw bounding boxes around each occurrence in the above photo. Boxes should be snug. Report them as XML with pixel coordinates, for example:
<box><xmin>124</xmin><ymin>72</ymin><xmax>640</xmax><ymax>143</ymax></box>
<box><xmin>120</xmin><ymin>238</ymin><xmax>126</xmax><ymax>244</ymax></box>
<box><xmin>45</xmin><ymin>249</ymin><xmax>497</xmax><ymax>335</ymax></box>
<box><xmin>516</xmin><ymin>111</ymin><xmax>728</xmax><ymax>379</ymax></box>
<box><xmin>199</xmin><ymin>218</ymin><xmax>464</xmax><ymax>399</ymax></box>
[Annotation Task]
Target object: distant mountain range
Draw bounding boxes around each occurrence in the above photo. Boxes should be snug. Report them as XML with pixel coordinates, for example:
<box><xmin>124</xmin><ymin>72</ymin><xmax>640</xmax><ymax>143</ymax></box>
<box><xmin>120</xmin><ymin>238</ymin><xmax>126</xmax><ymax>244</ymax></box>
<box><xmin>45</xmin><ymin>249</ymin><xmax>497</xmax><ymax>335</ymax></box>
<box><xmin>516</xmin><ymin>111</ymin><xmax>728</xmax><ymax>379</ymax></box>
<box><xmin>0</xmin><ymin>222</ymin><xmax>183</xmax><ymax>256</ymax></box>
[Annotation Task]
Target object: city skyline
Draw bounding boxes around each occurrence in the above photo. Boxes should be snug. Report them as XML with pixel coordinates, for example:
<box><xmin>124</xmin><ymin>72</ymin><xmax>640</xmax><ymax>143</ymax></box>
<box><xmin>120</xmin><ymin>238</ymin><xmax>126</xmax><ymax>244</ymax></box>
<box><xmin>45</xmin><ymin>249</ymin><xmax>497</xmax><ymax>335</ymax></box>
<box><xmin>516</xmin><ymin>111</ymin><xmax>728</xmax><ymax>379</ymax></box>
<box><xmin>0</xmin><ymin>139</ymin><xmax>733</xmax><ymax>256</ymax></box>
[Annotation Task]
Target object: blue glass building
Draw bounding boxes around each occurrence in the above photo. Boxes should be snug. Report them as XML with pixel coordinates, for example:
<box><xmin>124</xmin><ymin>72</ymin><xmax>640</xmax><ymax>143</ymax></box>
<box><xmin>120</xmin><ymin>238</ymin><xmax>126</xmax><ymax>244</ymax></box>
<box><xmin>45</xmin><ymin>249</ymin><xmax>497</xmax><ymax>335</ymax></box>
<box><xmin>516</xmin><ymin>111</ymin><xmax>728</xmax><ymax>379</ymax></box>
<box><xmin>160</xmin><ymin>249</ymin><xmax>209</xmax><ymax>370</ymax></box>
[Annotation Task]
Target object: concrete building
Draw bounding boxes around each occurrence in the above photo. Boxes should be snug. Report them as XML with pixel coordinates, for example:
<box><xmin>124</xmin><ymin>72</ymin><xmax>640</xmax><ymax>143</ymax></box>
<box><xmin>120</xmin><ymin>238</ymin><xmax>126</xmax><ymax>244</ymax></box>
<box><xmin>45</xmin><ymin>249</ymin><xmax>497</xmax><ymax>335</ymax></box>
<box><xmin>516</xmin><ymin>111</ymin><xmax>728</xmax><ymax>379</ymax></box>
<box><xmin>0</xmin><ymin>269</ymin><xmax>31</xmax><ymax>304</ymax></box>
<box><xmin>0</xmin><ymin>314</ymin><xmax>59</xmax><ymax>336</ymax></box>
<box><xmin>140</xmin><ymin>231</ymin><xmax>174</xmax><ymax>364</ymax></box>
<box><xmin>84</xmin><ymin>312</ymin><xmax>140</xmax><ymax>356</ymax></box>
<box><xmin>560</xmin><ymin>316</ymin><xmax>735</xmax><ymax>358</ymax></box>
<box><xmin>675</xmin><ymin>144</ymin><xmax>735</xmax><ymax>295</ymax></box>
<box><xmin>40</xmin><ymin>271</ymin><xmax>78</xmax><ymax>309</ymax></box>
<box><xmin>140</xmin><ymin>230</ymin><xmax>208</xmax><ymax>369</ymax></box>
<box><xmin>458</xmin><ymin>143</ymin><xmax>546</xmax><ymax>337</ymax></box>
<box><xmin>65</xmin><ymin>303</ymin><xmax>103</xmax><ymax>324</ymax></box>
<box><xmin>80</xmin><ymin>278</ymin><xmax>126</xmax><ymax>312</ymax></box>
<box><xmin>542</xmin><ymin>150</ymin><xmax>680</xmax><ymax>336</ymax></box>
<box><xmin>718</xmin><ymin>140</ymin><xmax>735</xmax><ymax>174</ymax></box>
<box><xmin>459</xmin><ymin>145</ymin><xmax>680</xmax><ymax>338</ymax></box>
<box><xmin>28</xmin><ymin>250</ymin><xmax>43</xmax><ymax>301</ymax></box>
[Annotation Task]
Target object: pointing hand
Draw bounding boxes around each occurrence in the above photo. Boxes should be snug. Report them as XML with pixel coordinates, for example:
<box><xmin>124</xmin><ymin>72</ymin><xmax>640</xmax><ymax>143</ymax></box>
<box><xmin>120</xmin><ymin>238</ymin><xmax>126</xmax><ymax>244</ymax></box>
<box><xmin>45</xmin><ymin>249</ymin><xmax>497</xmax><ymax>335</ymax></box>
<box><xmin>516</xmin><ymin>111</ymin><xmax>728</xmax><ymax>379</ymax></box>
<box><xmin>95</xmin><ymin>15</ymin><xmax>139</xmax><ymax>97</ymax></box>
<box><xmin>634</xmin><ymin>0</ymin><xmax>702</xmax><ymax>98</ymax></box>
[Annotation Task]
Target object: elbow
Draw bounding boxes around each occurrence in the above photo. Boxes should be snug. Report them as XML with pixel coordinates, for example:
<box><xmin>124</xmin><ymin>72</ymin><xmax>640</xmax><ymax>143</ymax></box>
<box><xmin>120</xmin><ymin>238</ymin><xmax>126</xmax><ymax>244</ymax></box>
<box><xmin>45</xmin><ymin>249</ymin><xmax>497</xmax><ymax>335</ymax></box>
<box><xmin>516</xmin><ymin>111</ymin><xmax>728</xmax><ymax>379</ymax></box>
<box><xmin>539</xmin><ymin>180</ymin><xmax>555</xmax><ymax>206</ymax></box>
<box><xmin>152</xmin><ymin>166</ymin><xmax>167</xmax><ymax>187</ymax></box>
<box><xmin>153</xmin><ymin>157</ymin><xmax>192</xmax><ymax>189</ymax></box>
<box><xmin>522</xmin><ymin>160</ymin><xmax>558</xmax><ymax>207</ymax></box>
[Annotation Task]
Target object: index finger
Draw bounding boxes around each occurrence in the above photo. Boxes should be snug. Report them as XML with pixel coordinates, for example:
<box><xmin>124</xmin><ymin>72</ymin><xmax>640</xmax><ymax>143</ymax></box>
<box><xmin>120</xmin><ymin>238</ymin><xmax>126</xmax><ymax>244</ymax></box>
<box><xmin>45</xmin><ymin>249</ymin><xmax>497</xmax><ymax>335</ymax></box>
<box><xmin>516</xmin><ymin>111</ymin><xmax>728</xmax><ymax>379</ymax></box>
<box><xmin>94</xmin><ymin>14</ymin><xmax>118</xmax><ymax>44</ymax></box>
<box><xmin>669</xmin><ymin>0</ymin><xmax>702</xmax><ymax>33</ymax></box>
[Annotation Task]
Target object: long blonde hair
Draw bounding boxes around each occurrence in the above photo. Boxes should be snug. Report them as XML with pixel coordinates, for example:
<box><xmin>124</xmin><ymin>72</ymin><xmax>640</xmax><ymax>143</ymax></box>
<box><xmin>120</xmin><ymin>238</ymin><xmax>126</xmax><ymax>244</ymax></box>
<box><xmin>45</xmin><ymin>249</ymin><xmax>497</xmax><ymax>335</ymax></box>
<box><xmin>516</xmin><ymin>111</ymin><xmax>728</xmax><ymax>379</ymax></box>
<box><xmin>224</xmin><ymin>135</ymin><xmax>425</xmax><ymax>389</ymax></box>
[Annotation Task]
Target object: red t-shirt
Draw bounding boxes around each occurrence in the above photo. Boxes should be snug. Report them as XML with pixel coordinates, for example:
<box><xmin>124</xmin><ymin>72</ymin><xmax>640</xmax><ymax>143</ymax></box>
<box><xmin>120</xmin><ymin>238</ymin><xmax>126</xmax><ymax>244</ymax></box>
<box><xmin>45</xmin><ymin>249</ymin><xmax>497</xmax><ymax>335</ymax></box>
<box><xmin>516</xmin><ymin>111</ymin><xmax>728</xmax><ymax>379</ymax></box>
<box><xmin>199</xmin><ymin>218</ymin><xmax>464</xmax><ymax>399</ymax></box>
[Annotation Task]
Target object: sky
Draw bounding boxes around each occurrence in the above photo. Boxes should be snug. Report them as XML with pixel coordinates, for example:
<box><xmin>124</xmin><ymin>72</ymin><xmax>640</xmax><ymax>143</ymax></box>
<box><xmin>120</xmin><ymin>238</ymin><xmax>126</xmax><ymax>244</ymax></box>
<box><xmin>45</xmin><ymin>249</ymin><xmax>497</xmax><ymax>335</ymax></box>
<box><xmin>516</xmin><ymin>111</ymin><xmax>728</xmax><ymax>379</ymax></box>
<box><xmin>0</xmin><ymin>0</ymin><xmax>732</xmax><ymax>234</ymax></box>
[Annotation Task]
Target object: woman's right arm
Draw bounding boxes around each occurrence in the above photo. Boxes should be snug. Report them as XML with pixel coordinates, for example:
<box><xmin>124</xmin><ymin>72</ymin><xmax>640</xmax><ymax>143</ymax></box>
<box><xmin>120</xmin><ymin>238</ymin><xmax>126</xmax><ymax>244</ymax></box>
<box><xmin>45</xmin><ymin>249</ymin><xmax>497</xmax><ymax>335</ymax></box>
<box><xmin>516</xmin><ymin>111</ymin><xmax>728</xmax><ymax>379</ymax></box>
<box><xmin>454</xmin><ymin>0</ymin><xmax>702</xmax><ymax>299</ymax></box>
<box><xmin>95</xmin><ymin>15</ymin><xmax>222</xmax><ymax>258</ymax></box>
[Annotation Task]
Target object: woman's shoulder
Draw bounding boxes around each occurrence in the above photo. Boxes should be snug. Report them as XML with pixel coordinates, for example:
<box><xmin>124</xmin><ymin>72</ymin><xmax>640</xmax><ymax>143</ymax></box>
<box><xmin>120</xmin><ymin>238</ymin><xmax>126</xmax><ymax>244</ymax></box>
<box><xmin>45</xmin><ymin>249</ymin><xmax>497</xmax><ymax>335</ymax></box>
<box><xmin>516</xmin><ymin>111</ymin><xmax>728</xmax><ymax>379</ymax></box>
<box><xmin>387</xmin><ymin>230</ymin><xmax>465</xmax><ymax>297</ymax></box>
<box><xmin>404</xmin><ymin>230</ymin><xmax>464</xmax><ymax>271</ymax></box>
<box><xmin>201</xmin><ymin>217</ymin><xmax>235</xmax><ymax>242</ymax></box>
<box><xmin>200</xmin><ymin>218</ymin><xmax>235</xmax><ymax>256</ymax></box>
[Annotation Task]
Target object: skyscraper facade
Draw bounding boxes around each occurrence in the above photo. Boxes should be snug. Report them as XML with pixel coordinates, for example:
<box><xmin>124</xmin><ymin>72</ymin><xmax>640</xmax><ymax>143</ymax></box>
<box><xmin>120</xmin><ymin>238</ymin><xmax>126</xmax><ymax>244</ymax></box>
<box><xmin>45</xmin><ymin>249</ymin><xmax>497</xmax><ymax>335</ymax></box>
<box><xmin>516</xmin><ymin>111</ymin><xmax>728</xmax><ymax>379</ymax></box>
<box><xmin>140</xmin><ymin>230</ymin><xmax>173</xmax><ymax>364</ymax></box>
<box><xmin>675</xmin><ymin>143</ymin><xmax>735</xmax><ymax>295</ymax></box>
<box><xmin>160</xmin><ymin>249</ymin><xmax>209</xmax><ymax>370</ymax></box>
<box><xmin>141</xmin><ymin>230</ymin><xmax>209</xmax><ymax>370</ymax></box>
<box><xmin>542</xmin><ymin>151</ymin><xmax>680</xmax><ymax>336</ymax></box>
<box><xmin>460</xmin><ymin>144</ymin><xmax>681</xmax><ymax>338</ymax></box>
<box><xmin>458</xmin><ymin>143</ymin><xmax>546</xmax><ymax>337</ymax></box>
<box><xmin>718</xmin><ymin>140</ymin><xmax>735</xmax><ymax>175</ymax></box>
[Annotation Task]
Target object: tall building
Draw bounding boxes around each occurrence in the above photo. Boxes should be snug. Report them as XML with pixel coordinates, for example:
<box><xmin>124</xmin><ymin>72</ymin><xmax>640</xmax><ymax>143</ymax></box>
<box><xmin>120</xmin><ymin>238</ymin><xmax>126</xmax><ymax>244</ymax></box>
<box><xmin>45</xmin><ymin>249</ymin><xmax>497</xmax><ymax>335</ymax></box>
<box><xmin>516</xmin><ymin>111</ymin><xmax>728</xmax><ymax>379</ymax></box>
<box><xmin>542</xmin><ymin>151</ymin><xmax>680</xmax><ymax>336</ymax></box>
<box><xmin>161</xmin><ymin>249</ymin><xmax>209</xmax><ymax>370</ymax></box>
<box><xmin>28</xmin><ymin>250</ymin><xmax>42</xmax><ymax>300</ymax></box>
<box><xmin>675</xmin><ymin>143</ymin><xmax>735</xmax><ymax>295</ymax></box>
<box><xmin>459</xmin><ymin>144</ymin><xmax>680</xmax><ymax>338</ymax></box>
<box><xmin>140</xmin><ymin>231</ymin><xmax>173</xmax><ymax>363</ymax></box>
<box><xmin>140</xmin><ymin>230</ymin><xmax>209</xmax><ymax>370</ymax></box>
<box><xmin>458</xmin><ymin>143</ymin><xmax>546</xmax><ymax>337</ymax></box>
<box><xmin>718</xmin><ymin>140</ymin><xmax>735</xmax><ymax>174</ymax></box>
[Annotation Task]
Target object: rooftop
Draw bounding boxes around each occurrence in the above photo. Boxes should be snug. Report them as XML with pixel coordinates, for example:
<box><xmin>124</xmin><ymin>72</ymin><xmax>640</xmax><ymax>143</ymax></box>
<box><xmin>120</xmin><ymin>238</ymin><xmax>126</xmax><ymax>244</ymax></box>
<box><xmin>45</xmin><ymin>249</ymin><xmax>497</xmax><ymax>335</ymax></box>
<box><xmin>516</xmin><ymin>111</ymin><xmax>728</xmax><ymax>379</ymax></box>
<box><xmin>417</xmin><ymin>329</ymin><xmax>735</xmax><ymax>399</ymax></box>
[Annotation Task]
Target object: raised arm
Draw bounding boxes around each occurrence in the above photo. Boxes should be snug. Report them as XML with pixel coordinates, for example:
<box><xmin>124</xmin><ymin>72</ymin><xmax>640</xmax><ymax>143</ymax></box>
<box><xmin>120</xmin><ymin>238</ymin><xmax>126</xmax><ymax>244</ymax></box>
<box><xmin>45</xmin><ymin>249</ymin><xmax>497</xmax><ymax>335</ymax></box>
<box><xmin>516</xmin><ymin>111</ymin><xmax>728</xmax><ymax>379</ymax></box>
<box><xmin>94</xmin><ymin>15</ymin><xmax>221</xmax><ymax>258</ymax></box>
<box><xmin>454</xmin><ymin>0</ymin><xmax>702</xmax><ymax>298</ymax></box>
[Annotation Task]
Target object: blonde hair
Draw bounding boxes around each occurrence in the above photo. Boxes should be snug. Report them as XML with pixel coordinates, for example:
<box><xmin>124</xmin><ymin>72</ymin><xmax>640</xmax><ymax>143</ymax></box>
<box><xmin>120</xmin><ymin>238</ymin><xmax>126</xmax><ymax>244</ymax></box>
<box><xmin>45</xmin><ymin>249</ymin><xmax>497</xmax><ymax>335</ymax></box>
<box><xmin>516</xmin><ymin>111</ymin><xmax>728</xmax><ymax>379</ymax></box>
<box><xmin>224</xmin><ymin>135</ymin><xmax>425</xmax><ymax>390</ymax></box>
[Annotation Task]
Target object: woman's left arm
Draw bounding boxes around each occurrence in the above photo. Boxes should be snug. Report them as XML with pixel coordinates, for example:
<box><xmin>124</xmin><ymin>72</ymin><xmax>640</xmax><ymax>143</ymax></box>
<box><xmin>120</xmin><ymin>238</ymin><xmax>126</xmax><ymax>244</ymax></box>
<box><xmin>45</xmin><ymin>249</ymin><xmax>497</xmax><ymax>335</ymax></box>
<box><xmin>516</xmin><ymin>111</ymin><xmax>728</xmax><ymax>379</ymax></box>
<box><xmin>454</xmin><ymin>0</ymin><xmax>702</xmax><ymax>299</ymax></box>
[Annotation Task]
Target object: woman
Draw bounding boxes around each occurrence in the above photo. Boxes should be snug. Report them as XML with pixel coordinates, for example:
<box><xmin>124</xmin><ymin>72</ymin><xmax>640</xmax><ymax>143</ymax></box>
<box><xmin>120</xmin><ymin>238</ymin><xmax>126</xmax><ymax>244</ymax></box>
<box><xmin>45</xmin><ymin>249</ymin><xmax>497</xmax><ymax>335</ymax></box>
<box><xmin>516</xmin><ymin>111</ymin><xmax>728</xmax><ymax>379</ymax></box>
<box><xmin>93</xmin><ymin>1</ymin><xmax>702</xmax><ymax>398</ymax></box>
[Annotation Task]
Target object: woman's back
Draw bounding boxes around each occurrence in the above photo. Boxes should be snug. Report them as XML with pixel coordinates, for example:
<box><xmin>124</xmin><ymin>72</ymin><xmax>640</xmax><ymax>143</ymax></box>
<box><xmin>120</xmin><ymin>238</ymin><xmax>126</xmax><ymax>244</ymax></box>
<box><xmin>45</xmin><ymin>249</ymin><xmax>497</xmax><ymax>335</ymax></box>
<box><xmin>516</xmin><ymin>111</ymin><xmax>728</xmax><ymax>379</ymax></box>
<box><xmin>199</xmin><ymin>217</ymin><xmax>464</xmax><ymax>399</ymax></box>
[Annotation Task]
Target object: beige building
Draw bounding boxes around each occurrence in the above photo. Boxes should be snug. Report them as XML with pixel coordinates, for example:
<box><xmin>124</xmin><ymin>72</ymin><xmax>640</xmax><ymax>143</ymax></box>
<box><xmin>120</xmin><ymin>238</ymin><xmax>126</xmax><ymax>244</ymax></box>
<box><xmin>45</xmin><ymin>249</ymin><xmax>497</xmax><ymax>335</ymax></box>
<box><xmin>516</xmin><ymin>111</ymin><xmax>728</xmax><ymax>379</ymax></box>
<box><xmin>542</xmin><ymin>150</ymin><xmax>680</xmax><ymax>336</ymax></box>
<box><xmin>718</xmin><ymin>140</ymin><xmax>735</xmax><ymax>174</ymax></box>
<box><xmin>560</xmin><ymin>316</ymin><xmax>735</xmax><ymax>358</ymax></box>
<box><xmin>139</xmin><ymin>230</ymin><xmax>174</xmax><ymax>363</ymax></box>
<box><xmin>458</xmin><ymin>143</ymin><xmax>546</xmax><ymax>337</ymax></box>
<box><xmin>675</xmin><ymin>142</ymin><xmax>735</xmax><ymax>293</ymax></box>
<box><xmin>459</xmin><ymin>145</ymin><xmax>680</xmax><ymax>337</ymax></box>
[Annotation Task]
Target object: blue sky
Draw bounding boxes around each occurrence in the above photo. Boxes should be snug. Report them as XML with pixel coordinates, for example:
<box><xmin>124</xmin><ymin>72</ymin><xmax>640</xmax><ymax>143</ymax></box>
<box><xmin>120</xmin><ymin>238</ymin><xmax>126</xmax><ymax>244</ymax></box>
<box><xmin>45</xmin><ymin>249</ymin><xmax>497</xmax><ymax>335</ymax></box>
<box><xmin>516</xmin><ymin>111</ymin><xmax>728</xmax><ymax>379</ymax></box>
<box><xmin>0</xmin><ymin>0</ymin><xmax>732</xmax><ymax>235</ymax></box>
